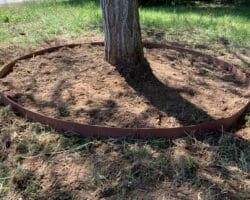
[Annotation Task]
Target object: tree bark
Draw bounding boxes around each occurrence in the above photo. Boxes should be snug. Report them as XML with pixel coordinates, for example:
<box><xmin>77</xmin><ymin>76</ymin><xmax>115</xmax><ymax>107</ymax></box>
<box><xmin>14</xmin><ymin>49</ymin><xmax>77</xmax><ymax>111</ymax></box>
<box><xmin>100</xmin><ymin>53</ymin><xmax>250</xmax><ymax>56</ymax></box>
<box><xmin>101</xmin><ymin>0</ymin><xmax>144</xmax><ymax>66</ymax></box>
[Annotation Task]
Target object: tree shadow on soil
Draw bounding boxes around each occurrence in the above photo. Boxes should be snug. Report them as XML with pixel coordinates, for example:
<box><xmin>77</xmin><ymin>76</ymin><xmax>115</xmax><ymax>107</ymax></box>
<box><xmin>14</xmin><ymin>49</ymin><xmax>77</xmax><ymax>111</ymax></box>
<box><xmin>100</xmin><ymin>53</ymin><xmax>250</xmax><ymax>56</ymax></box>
<box><xmin>2</xmin><ymin>42</ymin><xmax>248</xmax><ymax>129</ymax></box>
<box><xmin>11</xmin><ymin>78</ymin><xmax>74</xmax><ymax>119</ymax></box>
<box><xmin>115</xmin><ymin>59</ymin><xmax>214</xmax><ymax>126</ymax></box>
<box><xmin>6</xmin><ymin>56</ymin><xmax>215</xmax><ymax>127</ymax></box>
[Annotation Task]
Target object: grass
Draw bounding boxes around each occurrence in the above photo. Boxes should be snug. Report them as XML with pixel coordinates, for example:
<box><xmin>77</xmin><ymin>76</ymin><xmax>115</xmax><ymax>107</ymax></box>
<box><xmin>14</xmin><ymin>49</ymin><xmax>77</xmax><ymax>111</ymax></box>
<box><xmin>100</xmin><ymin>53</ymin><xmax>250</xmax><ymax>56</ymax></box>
<box><xmin>0</xmin><ymin>0</ymin><xmax>249</xmax><ymax>47</ymax></box>
<box><xmin>141</xmin><ymin>5</ymin><xmax>250</xmax><ymax>47</ymax></box>
<box><xmin>0</xmin><ymin>106</ymin><xmax>249</xmax><ymax>199</ymax></box>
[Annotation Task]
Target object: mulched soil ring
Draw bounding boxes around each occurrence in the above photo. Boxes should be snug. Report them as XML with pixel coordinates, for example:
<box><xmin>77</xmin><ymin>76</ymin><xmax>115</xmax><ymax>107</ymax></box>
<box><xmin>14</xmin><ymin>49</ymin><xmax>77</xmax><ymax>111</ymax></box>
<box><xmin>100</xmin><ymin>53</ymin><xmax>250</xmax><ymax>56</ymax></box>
<box><xmin>0</xmin><ymin>42</ymin><xmax>249</xmax><ymax>138</ymax></box>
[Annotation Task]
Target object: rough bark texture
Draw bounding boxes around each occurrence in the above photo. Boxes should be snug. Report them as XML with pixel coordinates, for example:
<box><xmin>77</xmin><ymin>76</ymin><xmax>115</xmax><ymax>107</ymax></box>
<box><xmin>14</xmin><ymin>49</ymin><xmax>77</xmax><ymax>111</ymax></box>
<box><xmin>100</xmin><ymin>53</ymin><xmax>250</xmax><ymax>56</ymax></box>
<box><xmin>101</xmin><ymin>0</ymin><xmax>144</xmax><ymax>66</ymax></box>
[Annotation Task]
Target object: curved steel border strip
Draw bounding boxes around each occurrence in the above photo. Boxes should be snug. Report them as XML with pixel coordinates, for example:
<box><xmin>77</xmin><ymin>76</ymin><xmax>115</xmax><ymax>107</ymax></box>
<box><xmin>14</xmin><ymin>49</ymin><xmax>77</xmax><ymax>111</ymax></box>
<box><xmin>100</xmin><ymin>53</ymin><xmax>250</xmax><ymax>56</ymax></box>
<box><xmin>0</xmin><ymin>42</ymin><xmax>249</xmax><ymax>138</ymax></box>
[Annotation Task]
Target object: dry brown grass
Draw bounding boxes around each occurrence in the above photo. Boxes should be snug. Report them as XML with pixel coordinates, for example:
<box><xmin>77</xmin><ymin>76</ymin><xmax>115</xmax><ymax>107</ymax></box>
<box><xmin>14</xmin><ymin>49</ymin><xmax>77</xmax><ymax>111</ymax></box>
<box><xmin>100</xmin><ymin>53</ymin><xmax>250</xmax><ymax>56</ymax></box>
<box><xmin>0</xmin><ymin>104</ymin><xmax>249</xmax><ymax>200</ymax></box>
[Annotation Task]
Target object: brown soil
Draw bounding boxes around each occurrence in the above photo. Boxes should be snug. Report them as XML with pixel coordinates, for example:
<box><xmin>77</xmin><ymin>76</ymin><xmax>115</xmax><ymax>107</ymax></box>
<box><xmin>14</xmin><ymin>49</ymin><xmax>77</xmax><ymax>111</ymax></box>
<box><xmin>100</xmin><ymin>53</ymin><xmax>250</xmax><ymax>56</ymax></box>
<box><xmin>0</xmin><ymin>44</ymin><xmax>249</xmax><ymax>128</ymax></box>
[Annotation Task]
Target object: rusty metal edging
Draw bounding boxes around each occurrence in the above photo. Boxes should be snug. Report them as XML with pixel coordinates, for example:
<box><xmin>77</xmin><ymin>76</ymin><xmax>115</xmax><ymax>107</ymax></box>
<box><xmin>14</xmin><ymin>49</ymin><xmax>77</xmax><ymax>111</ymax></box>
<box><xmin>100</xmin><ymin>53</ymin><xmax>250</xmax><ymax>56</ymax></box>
<box><xmin>0</xmin><ymin>42</ymin><xmax>249</xmax><ymax>138</ymax></box>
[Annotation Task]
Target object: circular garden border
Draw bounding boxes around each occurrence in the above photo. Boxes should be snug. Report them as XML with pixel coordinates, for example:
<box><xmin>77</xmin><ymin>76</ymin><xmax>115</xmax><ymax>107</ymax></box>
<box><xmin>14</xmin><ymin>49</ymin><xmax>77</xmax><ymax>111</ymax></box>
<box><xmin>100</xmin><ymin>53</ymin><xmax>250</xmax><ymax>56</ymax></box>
<box><xmin>0</xmin><ymin>42</ymin><xmax>249</xmax><ymax>138</ymax></box>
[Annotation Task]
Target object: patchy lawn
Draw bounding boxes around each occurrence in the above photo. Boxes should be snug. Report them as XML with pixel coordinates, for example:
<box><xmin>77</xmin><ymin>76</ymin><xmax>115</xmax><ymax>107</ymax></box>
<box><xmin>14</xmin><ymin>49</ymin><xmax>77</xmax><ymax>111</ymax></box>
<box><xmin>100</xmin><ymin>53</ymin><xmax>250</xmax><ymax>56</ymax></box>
<box><xmin>0</xmin><ymin>104</ymin><xmax>249</xmax><ymax>199</ymax></box>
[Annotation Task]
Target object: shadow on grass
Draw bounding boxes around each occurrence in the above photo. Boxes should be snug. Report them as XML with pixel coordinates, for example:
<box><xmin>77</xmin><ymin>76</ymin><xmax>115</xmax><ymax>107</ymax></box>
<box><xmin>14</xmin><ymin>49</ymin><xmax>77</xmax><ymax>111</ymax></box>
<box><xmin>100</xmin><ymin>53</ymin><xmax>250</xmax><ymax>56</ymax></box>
<box><xmin>51</xmin><ymin>106</ymin><xmax>250</xmax><ymax>199</ymax></box>
<box><xmin>139</xmin><ymin>4</ymin><xmax>250</xmax><ymax>19</ymax></box>
<box><xmin>1</xmin><ymin>103</ymin><xmax>250</xmax><ymax>199</ymax></box>
<box><xmin>20</xmin><ymin>0</ymin><xmax>250</xmax><ymax>20</ymax></box>
<box><xmin>48</xmin><ymin>127</ymin><xmax>250</xmax><ymax>199</ymax></box>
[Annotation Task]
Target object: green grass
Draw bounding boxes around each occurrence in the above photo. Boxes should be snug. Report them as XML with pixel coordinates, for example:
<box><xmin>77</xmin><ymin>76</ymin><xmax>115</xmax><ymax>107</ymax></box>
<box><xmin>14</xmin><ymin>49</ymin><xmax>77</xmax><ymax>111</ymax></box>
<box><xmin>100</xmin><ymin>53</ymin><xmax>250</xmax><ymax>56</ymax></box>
<box><xmin>0</xmin><ymin>0</ymin><xmax>103</xmax><ymax>45</ymax></box>
<box><xmin>0</xmin><ymin>0</ymin><xmax>249</xmax><ymax>47</ymax></box>
<box><xmin>140</xmin><ymin>5</ymin><xmax>250</xmax><ymax>46</ymax></box>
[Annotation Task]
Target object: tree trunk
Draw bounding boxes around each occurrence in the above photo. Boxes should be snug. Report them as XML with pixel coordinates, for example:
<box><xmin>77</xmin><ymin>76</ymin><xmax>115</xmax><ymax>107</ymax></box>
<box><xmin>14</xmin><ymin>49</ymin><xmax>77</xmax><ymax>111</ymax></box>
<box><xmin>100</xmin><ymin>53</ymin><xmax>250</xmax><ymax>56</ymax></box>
<box><xmin>101</xmin><ymin>0</ymin><xmax>144</xmax><ymax>66</ymax></box>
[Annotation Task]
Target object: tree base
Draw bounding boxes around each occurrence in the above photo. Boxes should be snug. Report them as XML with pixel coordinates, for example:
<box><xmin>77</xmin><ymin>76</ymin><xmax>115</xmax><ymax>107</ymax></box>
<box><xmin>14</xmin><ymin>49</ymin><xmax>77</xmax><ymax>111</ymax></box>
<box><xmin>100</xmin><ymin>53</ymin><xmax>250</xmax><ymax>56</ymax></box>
<box><xmin>116</xmin><ymin>58</ymin><xmax>153</xmax><ymax>84</ymax></box>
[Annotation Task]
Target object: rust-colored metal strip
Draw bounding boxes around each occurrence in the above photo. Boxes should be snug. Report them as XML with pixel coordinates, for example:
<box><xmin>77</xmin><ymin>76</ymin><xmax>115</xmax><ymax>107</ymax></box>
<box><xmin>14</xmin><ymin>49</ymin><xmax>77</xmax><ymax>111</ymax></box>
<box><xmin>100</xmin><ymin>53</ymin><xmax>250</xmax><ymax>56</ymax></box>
<box><xmin>0</xmin><ymin>44</ymin><xmax>82</xmax><ymax>78</ymax></box>
<box><xmin>0</xmin><ymin>42</ymin><xmax>249</xmax><ymax>138</ymax></box>
<box><xmin>143</xmin><ymin>42</ymin><xmax>250</xmax><ymax>86</ymax></box>
<box><xmin>0</xmin><ymin>92</ymin><xmax>249</xmax><ymax>138</ymax></box>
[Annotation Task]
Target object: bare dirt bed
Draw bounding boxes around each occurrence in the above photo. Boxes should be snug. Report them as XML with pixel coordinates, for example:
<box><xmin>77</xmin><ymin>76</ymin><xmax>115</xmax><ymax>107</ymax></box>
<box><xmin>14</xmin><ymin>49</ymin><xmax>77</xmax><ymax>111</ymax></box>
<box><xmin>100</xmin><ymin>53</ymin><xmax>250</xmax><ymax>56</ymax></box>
<box><xmin>0</xmin><ymin>44</ymin><xmax>249</xmax><ymax>128</ymax></box>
